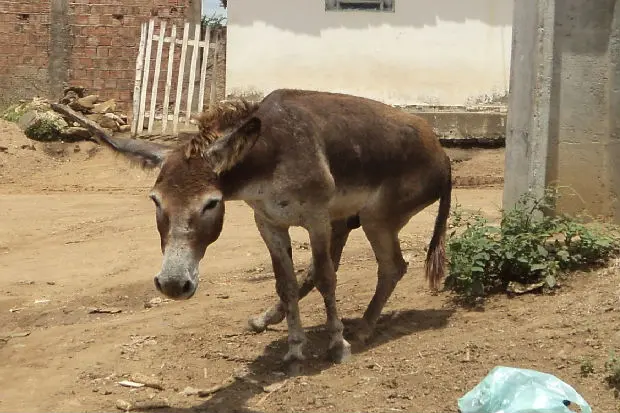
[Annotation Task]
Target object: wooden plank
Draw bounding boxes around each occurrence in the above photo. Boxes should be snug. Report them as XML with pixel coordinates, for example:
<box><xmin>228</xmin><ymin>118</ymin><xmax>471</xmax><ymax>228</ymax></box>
<box><xmin>209</xmin><ymin>30</ymin><xmax>220</xmax><ymax>108</ymax></box>
<box><xmin>197</xmin><ymin>27</ymin><xmax>211</xmax><ymax>113</ymax></box>
<box><xmin>137</xmin><ymin>19</ymin><xmax>155</xmax><ymax>134</ymax></box>
<box><xmin>185</xmin><ymin>23</ymin><xmax>201</xmax><ymax>126</ymax></box>
<box><xmin>161</xmin><ymin>24</ymin><xmax>177</xmax><ymax>134</ymax></box>
<box><xmin>173</xmin><ymin>22</ymin><xmax>190</xmax><ymax>134</ymax></box>
<box><xmin>147</xmin><ymin>21</ymin><xmax>167</xmax><ymax>134</ymax></box>
<box><xmin>131</xmin><ymin>22</ymin><xmax>147</xmax><ymax>136</ymax></box>
<box><xmin>153</xmin><ymin>35</ymin><xmax>208</xmax><ymax>48</ymax></box>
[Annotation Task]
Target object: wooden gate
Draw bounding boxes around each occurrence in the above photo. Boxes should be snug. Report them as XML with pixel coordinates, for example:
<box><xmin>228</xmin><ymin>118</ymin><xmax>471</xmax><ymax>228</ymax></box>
<box><xmin>131</xmin><ymin>19</ymin><xmax>222</xmax><ymax>136</ymax></box>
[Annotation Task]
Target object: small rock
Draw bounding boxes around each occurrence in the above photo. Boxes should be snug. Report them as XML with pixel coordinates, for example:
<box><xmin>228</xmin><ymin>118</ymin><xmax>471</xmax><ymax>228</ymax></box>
<box><xmin>88</xmin><ymin>307</ymin><xmax>122</xmax><ymax>314</ymax></box>
<box><xmin>86</xmin><ymin>113</ymin><xmax>103</xmax><ymax>123</ymax></box>
<box><xmin>104</xmin><ymin>112</ymin><xmax>124</xmax><ymax>124</ymax></box>
<box><xmin>61</xmin><ymin>126</ymin><xmax>92</xmax><ymax>142</ymax></box>
<box><xmin>129</xmin><ymin>373</ymin><xmax>164</xmax><ymax>390</ymax></box>
<box><xmin>63</xmin><ymin>86</ymin><xmax>86</xmax><ymax>98</ymax></box>
<box><xmin>98</xmin><ymin>116</ymin><xmax>120</xmax><ymax>131</ymax></box>
<box><xmin>34</xmin><ymin>299</ymin><xmax>50</xmax><ymax>304</ymax></box>
<box><xmin>92</xmin><ymin>99</ymin><xmax>117</xmax><ymax>114</ymax></box>
<box><xmin>117</xmin><ymin>380</ymin><xmax>145</xmax><ymax>388</ymax></box>
<box><xmin>73</xmin><ymin>95</ymin><xmax>99</xmax><ymax>111</ymax></box>
<box><xmin>119</xmin><ymin>124</ymin><xmax>131</xmax><ymax>133</ymax></box>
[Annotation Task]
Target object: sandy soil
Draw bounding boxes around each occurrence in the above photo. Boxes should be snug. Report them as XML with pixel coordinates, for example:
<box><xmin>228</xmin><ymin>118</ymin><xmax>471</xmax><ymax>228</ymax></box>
<box><xmin>0</xmin><ymin>119</ymin><xmax>618</xmax><ymax>412</ymax></box>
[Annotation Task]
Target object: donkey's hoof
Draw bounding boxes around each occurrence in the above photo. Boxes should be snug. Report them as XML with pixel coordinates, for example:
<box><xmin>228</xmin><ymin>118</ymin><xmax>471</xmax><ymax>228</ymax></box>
<box><xmin>328</xmin><ymin>339</ymin><xmax>352</xmax><ymax>364</ymax></box>
<box><xmin>247</xmin><ymin>316</ymin><xmax>267</xmax><ymax>333</ymax></box>
<box><xmin>285</xmin><ymin>360</ymin><xmax>303</xmax><ymax>377</ymax></box>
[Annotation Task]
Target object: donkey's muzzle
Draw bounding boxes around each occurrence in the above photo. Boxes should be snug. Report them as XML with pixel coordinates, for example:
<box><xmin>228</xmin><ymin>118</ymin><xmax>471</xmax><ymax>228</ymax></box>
<box><xmin>154</xmin><ymin>275</ymin><xmax>196</xmax><ymax>300</ymax></box>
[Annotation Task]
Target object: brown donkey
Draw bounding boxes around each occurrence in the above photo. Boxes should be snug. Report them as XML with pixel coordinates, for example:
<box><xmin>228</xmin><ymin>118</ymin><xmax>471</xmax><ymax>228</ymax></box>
<box><xmin>88</xmin><ymin>89</ymin><xmax>452</xmax><ymax>366</ymax></box>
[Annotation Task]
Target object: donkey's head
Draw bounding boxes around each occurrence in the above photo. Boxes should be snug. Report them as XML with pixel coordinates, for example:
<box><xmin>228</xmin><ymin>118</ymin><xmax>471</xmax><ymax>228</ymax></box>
<box><xmin>98</xmin><ymin>116</ymin><xmax>261</xmax><ymax>300</ymax></box>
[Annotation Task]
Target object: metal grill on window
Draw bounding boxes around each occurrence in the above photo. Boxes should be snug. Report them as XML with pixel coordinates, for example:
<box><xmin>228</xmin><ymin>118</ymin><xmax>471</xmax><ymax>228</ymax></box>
<box><xmin>325</xmin><ymin>0</ymin><xmax>395</xmax><ymax>12</ymax></box>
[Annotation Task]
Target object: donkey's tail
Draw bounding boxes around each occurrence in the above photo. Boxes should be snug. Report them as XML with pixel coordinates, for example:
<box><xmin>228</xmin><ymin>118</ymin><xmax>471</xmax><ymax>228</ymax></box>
<box><xmin>424</xmin><ymin>156</ymin><xmax>452</xmax><ymax>291</ymax></box>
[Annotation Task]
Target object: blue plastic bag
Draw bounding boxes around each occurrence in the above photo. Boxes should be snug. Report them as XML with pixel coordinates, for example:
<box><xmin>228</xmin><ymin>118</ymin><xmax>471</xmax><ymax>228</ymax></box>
<box><xmin>458</xmin><ymin>366</ymin><xmax>592</xmax><ymax>413</ymax></box>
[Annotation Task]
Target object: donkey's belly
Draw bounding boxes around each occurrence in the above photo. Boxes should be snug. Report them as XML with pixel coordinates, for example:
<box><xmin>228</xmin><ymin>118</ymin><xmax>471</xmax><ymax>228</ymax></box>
<box><xmin>327</xmin><ymin>187</ymin><xmax>374</xmax><ymax>221</ymax></box>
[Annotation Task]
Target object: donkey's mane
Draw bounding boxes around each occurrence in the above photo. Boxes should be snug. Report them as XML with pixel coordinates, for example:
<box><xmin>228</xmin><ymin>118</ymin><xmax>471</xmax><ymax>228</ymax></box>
<box><xmin>183</xmin><ymin>99</ymin><xmax>261</xmax><ymax>159</ymax></box>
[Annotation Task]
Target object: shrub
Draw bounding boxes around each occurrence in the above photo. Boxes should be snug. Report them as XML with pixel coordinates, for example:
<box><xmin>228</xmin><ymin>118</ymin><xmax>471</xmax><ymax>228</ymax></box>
<box><xmin>445</xmin><ymin>190</ymin><xmax>620</xmax><ymax>304</ymax></box>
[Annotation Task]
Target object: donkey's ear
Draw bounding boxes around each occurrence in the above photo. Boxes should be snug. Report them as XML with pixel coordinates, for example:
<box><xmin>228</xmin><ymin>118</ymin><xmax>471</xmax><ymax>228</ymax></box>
<box><xmin>99</xmin><ymin>136</ymin><xmax>172</xmax><ymax>169</ymax></box>
<box><xmin>205</xmin><ymin>116</ymin><xmax>262</xmax><ymax>174</ymax></box>
<box><xmin>49</xmin><ymin>102</ymin><xmax>172</xmax><ymax>169</ymax></box>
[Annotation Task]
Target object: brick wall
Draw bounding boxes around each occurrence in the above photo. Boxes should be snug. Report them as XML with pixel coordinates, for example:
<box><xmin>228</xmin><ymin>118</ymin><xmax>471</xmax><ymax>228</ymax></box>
<box><xmin>68</xmin><ymin>0</ymin><xmax>192</xmax><ymax>112</ymax></box>
<box><xmin>0</xmin><ymin>1</ymin><xmax>51</xmax><ymax>108</ymax></box>
<box><xmin>0</xmin><ymin>0</ymin><xmax>207</xmax><ymax>112</ymax></box>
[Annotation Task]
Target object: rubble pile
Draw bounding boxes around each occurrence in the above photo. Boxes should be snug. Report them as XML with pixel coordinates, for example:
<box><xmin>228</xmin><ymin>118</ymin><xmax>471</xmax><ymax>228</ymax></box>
<box><xmin>1</xmin><ymin>86</ymin><xmax>131</xmax><ymax>142</ymax></box>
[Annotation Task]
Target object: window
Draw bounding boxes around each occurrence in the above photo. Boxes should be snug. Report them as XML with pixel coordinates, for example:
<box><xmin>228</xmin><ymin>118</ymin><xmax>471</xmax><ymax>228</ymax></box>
<box><xmin>325</xmin><ymin>0</ymin><xmax>394</xmax><ymax>12</ymax></box>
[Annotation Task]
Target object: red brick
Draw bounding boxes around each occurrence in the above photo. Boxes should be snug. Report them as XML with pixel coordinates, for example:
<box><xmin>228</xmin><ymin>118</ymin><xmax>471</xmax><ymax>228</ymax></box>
<box><xmin>78</xmin><ymin>57</ymin><xmax>93</xmax><ymax>69</ymax></box>
<box><xmin>74</xmin><ymin>14</ymin><xmax>89</xmax><ymax>25</ymax></box>
<box><xmin>98</xmin><ymin>36</ymin><xmax>112</xmax><ymax>46</ymax></box>
<box><xmin>86</xmin><ymin>36</ymin><xmax>99</xmax><ymax>46</ymax></box>
<box><xmin>96</xmin><ymin>47</ymin><xmax>108</xmax><ymax>58</ymax></box>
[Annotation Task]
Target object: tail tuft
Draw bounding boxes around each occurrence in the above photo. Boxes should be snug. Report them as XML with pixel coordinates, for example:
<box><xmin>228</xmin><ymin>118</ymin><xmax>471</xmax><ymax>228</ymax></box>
<box><xmin>425</xmin><ymin>158</ymin><xmax>452</xmax><ymax>291</ymax></box>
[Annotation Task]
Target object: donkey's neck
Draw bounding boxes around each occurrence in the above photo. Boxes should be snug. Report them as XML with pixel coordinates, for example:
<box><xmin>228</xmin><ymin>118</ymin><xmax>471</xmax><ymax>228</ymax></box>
<box><xmin>218</xmin><ymin>140</ymin><xmax>277</xmax><ymax>201</ymax></box>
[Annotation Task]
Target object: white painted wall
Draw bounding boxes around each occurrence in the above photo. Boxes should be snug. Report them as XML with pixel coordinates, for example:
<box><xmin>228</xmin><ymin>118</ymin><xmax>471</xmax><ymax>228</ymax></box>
<box><xmin>226</xmin><ymin>0</ymin><xmax>513</xmax><ymax>106</ymax></box>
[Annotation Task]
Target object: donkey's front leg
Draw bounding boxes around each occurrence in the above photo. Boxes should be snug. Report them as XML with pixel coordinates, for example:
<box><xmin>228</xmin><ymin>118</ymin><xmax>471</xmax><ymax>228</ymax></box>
<box><xmin>253</xmin><ymin>213</ymin><xmax>306</xmax><ymax>367</ymax></box>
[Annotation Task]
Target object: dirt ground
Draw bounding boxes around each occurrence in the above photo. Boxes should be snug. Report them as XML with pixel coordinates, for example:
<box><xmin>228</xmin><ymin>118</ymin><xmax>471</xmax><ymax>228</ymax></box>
<box><xmin>0</xmin><ymin>119</ymin><xmax>618</xmax><ymax>413</ymax></box>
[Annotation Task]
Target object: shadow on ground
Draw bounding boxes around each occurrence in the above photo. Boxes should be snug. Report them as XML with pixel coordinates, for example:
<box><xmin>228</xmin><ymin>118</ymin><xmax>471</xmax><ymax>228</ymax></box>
<box><xmin>158</xmin><ymin>307</ymin><xmax>454</xmax><ymax>413</ymax></box>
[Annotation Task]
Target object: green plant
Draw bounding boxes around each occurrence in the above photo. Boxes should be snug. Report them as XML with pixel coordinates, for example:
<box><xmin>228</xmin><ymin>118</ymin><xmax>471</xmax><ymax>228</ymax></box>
<box><xmin>201</xmin><ymin>13</ymin><xmax>227</xmax><ymax>30</ymax></box>
<box><xmin>2</xmin><ymin>102</ymin><xmax>29</xmax><ymax>122</ymax></box>
<box><xmin>580</xmin><ymin>358</ymin><xmax>595</xmax><ymax>377</ymax></box>
<box><xmin>605</xmin><ymin>351</ymin><xmax>620</xmax><ymax>390</ymax></box>
<box><xmin>445</xmin><ymin>189</ymin><xmax>620</xmax><ymax>304</ymax></box>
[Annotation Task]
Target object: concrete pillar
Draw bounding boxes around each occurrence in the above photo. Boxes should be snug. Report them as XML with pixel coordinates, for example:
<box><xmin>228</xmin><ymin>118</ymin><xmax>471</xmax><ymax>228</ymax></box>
<box><xmin>503</xmin><ymin>0</ymin><xmax>620</xmax><ymax>222</ymax></box>
<box><xmin>49</xmin><ymin>0</ymin><xmax>71</xmax><ymax>98</ymax></box>
<box><xmin>503</xmin><ymin>0</ymin><xmax>556</xmax><ymax>210</ymax></box>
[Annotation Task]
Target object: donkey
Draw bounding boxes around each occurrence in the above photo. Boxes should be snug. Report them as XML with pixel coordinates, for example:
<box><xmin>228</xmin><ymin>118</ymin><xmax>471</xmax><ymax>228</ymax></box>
<box><xmin>91</xmin><ymin>89</ymin><xmax>452</xmax><ymax>366</ymax></box>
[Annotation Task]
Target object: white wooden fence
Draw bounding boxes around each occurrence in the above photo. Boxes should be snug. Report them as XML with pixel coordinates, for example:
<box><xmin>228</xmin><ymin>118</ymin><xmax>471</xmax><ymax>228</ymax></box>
<box><xmin>131</xmin><ymin>19</ymin><xmax>222</xmax><ymax>136</ymax></box>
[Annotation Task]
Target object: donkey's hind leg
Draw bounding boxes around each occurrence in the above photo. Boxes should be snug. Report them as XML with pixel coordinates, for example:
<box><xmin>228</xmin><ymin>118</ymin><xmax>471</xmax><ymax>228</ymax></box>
<box><xmin>345</xmin><ymin>221</ymin><xmax>408</xmax><ymax>344</ymax></box>
<box><xmin>248</xmin><ymin>219</ymin><xmax>352</xmax><ymax>333</ymax></box>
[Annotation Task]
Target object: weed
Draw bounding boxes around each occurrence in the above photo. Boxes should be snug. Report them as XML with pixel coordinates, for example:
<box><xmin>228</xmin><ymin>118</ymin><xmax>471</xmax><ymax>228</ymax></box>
<box><xmin>605</xmin><ymin>351</ymin><xmax>620</xmax><ymax>390</ymax></box>
<box><xmin>445</xmin><ymin>189</ymin><xmax>620</xmax><ymax>304</ymax></box>
<box><xmin>580</xmin><ymin>358</ymin><xmax>595</xmax><ymax>378</ymax></box>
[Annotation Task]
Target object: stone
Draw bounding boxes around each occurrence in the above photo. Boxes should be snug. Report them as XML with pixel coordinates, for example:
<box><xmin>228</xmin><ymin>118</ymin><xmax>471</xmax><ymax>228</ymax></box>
<box><xmin>92</xmin><ymin>99</ymin><xmax>117</xmax><ymax>114</ymax></box>
<box><xmin>86</xmin><ymin>114</ymin><xmax>103</xmax><ymax>123</ymax></box>
<box><xmin>18</xmin><ymin>110</ymin><xmax>68</xmax><ymax>142</ymax></box>
<box><xmin>97</xmin><ymin>116</ymin><xmax>120</xmax><ymax>131</ymax></box>
<box><xmin>60</xmin><ymin>126</ymin><xmax>92</xmax><ymax>142</ymax></box>
<box><xmin>118</xmin><ymin>124</ymin><xmax>131</xmax><ymax>133</ymax></box>
<box><xmin>63</xmin><ymin>86</ymin><xmax>86</xmax><ymax>98</ymax></box>
<box><xmin>69</xmin><ymin>95</ymin><xmax>99</xmax><ymax>112</ymax></box>
<box><xmin>60</xmin><ymin>90</ymin><xmax>80</xmax><ymax>105</ymax></box>
<box><xmin>104</xmin><ymin>112</ymin><xmax>124</xmax><ymax>124</ymax></box>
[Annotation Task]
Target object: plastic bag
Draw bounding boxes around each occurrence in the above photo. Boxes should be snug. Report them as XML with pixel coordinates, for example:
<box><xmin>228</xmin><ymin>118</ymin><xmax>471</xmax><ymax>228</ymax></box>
<box><xmin>458</xmin><ymin>366</ymin><xmax>592</xmax><ymax>413</ymax></box>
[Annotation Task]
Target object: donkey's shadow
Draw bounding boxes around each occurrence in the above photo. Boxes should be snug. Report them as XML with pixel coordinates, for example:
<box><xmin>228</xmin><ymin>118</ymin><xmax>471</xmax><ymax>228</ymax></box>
<box><xmin>160</xmin><ymin>307</ymin><xmax>454</xmax><ymax>413</ymax></box>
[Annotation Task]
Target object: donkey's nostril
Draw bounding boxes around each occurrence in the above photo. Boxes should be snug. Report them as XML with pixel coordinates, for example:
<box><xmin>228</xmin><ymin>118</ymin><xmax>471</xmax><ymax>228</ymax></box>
<box><xmin>182</xmin><ymin>280</ymin><xmax>193</xmax><ymax>294</ymax></box>
<box><xmin>154</xmin><ymin>277</ymin><xmax>162</xmax><ymax>292</ymax></box>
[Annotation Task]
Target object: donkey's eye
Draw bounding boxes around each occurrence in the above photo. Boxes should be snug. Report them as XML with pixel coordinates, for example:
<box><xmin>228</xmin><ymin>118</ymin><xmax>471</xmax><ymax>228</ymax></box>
<box><xmin>201</xmin><ymin>199</ymin><xmax>219</xmax><ymax>214</ymax></box>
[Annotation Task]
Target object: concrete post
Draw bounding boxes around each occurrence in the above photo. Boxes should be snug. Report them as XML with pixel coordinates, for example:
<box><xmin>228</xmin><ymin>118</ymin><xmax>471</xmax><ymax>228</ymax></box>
<box><xmin>49</xmin><ymin>0</ymin><xmax>71</xmax><ymax>99</ymax></box>
<box><xmin>503</xmin><ymin>0</ymin><xmax>620</xmax><ymax>222</ymax></box>
<box><xmin>503</xmin><ymin>0</ymin><xmax>556</xmax><ymax>210</ymax></box>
